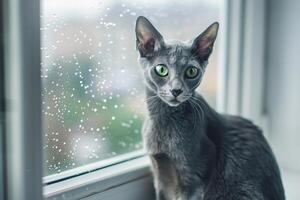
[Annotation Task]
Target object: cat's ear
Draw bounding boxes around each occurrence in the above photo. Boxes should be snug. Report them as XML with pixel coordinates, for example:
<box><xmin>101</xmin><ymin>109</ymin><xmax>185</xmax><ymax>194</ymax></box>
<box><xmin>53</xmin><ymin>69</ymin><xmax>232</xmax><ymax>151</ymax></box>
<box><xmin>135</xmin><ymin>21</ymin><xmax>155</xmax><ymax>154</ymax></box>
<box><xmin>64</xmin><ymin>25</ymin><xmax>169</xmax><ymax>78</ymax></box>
<box><xmin>191</xmin><ymin>22</ymin><xmax>219</xmax><ymax>61</ymax></box>
<box><xmin>135</xmin><ymin>16</ymin><xmax>164</xmax><ymax>58</ymax></box>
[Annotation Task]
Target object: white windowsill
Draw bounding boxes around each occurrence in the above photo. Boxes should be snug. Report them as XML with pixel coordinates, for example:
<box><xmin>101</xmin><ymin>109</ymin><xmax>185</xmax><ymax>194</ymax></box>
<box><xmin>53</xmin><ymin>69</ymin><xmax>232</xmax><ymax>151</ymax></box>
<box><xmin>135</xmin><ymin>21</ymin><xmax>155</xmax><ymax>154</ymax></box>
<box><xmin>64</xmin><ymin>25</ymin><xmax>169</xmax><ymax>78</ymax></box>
<box><xmin>43</xmin><ymin>150</ymin><xmax>146</xmax><ymax>184</ymax></box>
<box><xmin>44</xmin><ymin>155</ymin><xmax>153</xmax><ymax>200</ymax></box>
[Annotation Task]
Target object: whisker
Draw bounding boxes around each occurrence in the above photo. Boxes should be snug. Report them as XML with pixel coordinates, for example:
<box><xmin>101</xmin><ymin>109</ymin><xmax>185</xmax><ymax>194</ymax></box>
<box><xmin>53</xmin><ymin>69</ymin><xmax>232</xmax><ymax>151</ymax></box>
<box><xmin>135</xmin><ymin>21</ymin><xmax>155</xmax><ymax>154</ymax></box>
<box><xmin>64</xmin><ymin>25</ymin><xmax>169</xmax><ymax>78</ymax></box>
<box><xmin>188</xmin><ymin>100</ymin><xmax>197</xmax><ymax>132</ymax></box>
<box><xmin>190</xmin><ymin>98</ymin><xmax>204</xmax><ymax>123</ymax></box>
<box><xmin>190</xmin><ymin>96</ymin><xmax>209</xmax><ymax>115</ymax></box>
<box><xmin>193</xmin><ymin>99</ymin><xmax>205</xmax><ymax>120</ymax></box>
<box><xmin>146</xmin><ymin>95</ymin><xmax>158</xmax><ymax>102</ymax></box>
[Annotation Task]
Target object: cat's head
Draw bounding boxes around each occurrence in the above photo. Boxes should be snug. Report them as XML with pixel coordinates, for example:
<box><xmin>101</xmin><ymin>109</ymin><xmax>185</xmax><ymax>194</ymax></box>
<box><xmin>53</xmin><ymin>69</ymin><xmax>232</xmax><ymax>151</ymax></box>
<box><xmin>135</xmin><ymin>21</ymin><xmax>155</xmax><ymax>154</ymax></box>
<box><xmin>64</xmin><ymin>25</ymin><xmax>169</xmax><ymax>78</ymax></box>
<box><xmin>135</xmin><ymin>16</ymin><xmax>218</xmax><ymax>107</ymax></box>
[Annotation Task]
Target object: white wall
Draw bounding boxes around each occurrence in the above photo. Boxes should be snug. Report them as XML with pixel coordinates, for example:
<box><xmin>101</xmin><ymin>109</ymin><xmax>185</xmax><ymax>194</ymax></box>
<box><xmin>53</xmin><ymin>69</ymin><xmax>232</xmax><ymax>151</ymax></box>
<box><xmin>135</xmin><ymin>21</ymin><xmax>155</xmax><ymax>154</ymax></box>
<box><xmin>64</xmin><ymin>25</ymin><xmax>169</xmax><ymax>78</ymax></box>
<box><xmin>266</xmin><ymin>0</ymin><xmax>300</xmax><ymax>171</ymax></box>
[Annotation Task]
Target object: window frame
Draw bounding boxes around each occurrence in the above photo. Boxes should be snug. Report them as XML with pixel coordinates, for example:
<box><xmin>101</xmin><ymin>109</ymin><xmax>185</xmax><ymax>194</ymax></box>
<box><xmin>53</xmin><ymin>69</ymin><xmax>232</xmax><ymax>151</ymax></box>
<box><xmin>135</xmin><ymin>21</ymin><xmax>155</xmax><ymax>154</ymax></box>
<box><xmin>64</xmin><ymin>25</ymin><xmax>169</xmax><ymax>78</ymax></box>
<box><xmin>0</xmin><ymin>0</ymin><xmax>5</xmax><ymax>197</ymax></box>
<box><xmin>2</xmin><ymin>0</ymin><xmax>43</xmax><ymax>199</ymax></box>
<box><xmin>222</xmin><ymin>0</ymin><xmax>268</xmax><ymax>128</ymax></box>
<box><xmin>1</xmin><ymin>0</ymin><xmax>268</xmax><ymax>199</ymax></box>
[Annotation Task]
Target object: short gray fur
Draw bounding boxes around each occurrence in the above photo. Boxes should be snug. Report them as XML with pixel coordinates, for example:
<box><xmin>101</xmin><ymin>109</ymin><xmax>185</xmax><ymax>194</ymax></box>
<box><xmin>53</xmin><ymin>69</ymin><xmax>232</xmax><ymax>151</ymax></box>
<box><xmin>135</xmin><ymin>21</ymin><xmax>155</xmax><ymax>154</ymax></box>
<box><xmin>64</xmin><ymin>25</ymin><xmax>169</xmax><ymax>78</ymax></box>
<box><xmin>135</xmin><ymin>16</ymin><xmax>285</xmax><ymax>200</ymax></box>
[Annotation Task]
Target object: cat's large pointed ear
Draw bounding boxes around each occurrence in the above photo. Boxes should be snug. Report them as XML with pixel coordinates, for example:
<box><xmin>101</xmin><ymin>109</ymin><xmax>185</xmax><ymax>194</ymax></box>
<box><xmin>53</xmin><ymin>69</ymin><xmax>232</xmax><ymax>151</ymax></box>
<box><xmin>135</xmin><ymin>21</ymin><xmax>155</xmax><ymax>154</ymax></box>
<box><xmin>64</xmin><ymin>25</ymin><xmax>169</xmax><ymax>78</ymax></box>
<box><xmin>135</xmin><ymin>16</ymin><xmax>164</xmax><ymax>58</ymax></box>
<box><xmin>191</xmin><ymin>22</ymin><xmax>219</xmax><ymax>61</ymax></box>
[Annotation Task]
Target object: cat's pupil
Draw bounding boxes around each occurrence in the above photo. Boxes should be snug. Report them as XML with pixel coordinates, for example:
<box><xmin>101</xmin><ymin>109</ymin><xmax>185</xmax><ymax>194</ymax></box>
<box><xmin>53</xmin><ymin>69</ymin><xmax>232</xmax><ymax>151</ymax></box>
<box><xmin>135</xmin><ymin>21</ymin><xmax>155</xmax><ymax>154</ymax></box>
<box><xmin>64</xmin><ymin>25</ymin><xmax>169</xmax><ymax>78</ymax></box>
<box><xmin>186</xmin><ymin>67</ymin><xmax>198</xmax><ymax>78</ymax></box>
<box><xmin>155</xmin><ymin>64</ymin><xmax>168</xmax><ymax>77</ymax></box>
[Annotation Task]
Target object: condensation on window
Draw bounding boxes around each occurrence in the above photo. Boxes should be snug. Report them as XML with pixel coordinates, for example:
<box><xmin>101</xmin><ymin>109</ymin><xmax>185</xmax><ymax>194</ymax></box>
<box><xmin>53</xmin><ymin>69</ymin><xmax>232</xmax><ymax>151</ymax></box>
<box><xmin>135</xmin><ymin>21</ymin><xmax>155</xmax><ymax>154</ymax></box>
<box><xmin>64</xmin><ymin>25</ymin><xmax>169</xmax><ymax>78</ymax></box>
<box><xmin>41</xmin><ymin>0</ymin><xmax>221</xmax><ymax>176</ymax></box>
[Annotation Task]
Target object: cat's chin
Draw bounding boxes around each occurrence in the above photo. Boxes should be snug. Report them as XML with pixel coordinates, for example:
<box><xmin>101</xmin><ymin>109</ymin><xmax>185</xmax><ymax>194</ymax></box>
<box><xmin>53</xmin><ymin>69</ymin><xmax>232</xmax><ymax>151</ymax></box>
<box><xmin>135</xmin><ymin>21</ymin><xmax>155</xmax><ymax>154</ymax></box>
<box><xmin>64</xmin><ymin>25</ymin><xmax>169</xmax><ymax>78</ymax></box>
<box><xmin>162</xmin><ymin>98</ymin><xmax>182</xmax><ymax>107</ymax></box>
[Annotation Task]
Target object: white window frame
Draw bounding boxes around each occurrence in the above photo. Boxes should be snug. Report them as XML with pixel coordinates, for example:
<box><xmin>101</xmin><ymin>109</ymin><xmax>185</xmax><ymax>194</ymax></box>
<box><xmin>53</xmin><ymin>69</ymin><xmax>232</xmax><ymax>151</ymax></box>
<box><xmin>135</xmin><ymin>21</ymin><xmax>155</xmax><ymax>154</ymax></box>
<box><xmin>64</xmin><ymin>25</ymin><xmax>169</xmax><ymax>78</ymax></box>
<box><xmin>3</xmin><ymin>0</ymin><xmax>43</xmax><ymax>199</ymax></box>
<box><xmin>1</xmin><ymin>0</ymin><xmax>268</xmax><ymax>199</ymax></box>
<box><xmin>222</xmin><ymin>0</ymin><xmax>268</xmax><ymax>131</ymax></box>
<box><xmin>0</xmin><ymin>2</ymin><xmax>5</xmax><ymax>197</ymax></box>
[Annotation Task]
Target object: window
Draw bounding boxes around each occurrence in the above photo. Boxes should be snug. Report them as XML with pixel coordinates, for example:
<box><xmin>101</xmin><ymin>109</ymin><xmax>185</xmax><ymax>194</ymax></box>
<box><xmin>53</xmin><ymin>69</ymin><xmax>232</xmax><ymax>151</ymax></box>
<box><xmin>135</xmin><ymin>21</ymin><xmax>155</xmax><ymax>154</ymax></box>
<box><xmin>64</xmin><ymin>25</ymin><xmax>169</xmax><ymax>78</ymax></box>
<box><xmin>41</xmin><ymin>0</ymin><xmax>222</xmax><ymax>178</ymax></box>
<box><xmin>3</xmin><ymin>0</ymin><xmax>299</xmax><ymax>199</ymax></box>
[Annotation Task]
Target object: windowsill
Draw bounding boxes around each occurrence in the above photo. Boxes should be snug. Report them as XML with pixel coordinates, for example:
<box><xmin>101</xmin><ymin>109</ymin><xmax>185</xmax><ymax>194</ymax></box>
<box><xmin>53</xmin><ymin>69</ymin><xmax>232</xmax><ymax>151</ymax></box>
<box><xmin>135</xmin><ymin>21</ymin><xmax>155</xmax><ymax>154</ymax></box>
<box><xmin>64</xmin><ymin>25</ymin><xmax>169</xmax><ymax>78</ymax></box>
<box><xmin>44</xmin><ymin>155</ymin><xmax>153</xmax><ymax>199</ymax></box>
<box><xmin>281</xmin><ymin>167</ymin><xmax>300</xmax><ymax>200</ymax></box>
<box><xmin>43</xmin><ymin>150</ymin><xmax>145</xmax><ymax>184</ymax></box>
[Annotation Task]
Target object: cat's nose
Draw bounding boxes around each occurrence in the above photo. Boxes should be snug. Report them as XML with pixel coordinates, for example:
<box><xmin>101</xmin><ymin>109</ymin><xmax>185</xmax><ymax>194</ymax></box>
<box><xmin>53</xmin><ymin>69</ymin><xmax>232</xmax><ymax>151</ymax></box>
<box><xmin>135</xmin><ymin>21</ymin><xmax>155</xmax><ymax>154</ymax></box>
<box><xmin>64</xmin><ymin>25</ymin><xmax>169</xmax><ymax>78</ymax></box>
<box><xmin>170</xmin><ymin>89</ymin><xmax>183</xmax><ymax>97</ymax></box>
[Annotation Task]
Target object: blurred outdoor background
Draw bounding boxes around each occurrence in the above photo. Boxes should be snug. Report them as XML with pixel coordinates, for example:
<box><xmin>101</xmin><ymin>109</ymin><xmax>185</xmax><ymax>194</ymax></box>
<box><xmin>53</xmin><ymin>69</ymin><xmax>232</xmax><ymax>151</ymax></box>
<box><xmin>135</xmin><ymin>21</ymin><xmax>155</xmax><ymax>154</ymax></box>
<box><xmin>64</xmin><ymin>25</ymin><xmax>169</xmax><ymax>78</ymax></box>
<box><xmin>41</xmin><ymin>0</ymin><xmax>221</xmax><ymax>176</ymax></box>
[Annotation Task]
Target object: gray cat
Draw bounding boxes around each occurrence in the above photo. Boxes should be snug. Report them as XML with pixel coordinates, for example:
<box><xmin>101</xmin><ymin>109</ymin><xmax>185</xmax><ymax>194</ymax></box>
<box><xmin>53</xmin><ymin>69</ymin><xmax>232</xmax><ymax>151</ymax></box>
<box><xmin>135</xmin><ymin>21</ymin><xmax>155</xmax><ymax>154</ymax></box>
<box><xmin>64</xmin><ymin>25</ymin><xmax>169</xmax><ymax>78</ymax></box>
<box><xmin>135</xmin><ymin>16</ymin><xmax>285</xmax><ymax>200</ymax></box>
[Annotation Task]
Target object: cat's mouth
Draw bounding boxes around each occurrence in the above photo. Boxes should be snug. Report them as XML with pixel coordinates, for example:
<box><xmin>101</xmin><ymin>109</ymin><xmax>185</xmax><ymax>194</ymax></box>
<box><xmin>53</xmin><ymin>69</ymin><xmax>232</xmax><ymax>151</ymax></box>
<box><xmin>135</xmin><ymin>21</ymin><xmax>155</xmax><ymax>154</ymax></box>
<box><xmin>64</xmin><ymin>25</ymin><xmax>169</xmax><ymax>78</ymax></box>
<box><xmin>158</xmin><ymin>92</ymin><xmax>191</xmax><ymax>107</ymax></box>
<box><xmin>159</xmin><ymin>95</ymin><xmax>183</xmax><ymax>107</ymax></box>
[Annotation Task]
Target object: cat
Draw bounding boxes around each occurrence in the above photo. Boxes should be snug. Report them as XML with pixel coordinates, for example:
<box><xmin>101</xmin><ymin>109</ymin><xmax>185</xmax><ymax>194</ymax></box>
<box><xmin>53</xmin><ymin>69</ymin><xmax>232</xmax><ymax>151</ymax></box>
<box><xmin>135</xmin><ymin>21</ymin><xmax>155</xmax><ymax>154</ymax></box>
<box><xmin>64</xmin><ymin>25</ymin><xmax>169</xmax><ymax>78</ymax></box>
<box><xmin>135</xmin><ymin>16</ymin><xmax>285</xmax><ymax>200</ymax></box>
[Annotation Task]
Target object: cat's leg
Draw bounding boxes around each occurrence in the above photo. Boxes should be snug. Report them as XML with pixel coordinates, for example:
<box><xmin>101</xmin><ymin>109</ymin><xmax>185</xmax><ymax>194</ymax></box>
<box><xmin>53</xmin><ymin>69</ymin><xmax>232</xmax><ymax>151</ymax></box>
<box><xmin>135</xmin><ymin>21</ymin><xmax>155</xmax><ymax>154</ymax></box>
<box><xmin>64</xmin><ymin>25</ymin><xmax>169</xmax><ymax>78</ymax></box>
<box><xmin>157</xmin><ymin>192</ymin><xmax>167</xmax><ymax>200</ymax></box>
<box><xmin>176</xmin><ymin>188</ymin><xmax>204</xmax><ymax>200</ymax></box>
<box><xmin>151</xmin><ymin>157</ymin><xmax>166</xmax><ymax>200</ymax></box>
<box><xmin>155</xmin><ymin>188</ymin><xmax>167</xmax><ymax>200</ymax></box>
<box><xmin>151</xmin><ymin>155</ymin><xmax>174</xmax><ymax>200</ymax></box>
<box><xmin>153</xmin><ymin>175</ymin><xmax>168</xmax><ymax>200</ymax></box>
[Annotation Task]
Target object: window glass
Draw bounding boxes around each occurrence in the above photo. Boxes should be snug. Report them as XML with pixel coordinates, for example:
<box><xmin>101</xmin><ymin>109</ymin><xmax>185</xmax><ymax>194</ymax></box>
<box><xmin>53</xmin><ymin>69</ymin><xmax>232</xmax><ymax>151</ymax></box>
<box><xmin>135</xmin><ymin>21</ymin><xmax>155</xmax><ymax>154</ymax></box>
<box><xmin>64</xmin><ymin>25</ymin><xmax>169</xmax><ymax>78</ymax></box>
<box><xmin>41</xmin><ymin>0</ymin><xmax>222</xmax><ymax>176</ymax></box>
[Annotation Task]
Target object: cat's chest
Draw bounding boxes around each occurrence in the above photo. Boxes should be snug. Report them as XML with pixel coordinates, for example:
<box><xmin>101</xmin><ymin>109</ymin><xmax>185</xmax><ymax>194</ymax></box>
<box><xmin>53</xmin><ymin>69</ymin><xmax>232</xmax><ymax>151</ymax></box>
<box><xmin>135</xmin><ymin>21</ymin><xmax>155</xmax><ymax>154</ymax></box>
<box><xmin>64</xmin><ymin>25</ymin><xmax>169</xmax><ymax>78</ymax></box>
<box><xmin>143</xmin><ymin>117</ymin><xmax>187</xmax><ymax>155</ymax></box>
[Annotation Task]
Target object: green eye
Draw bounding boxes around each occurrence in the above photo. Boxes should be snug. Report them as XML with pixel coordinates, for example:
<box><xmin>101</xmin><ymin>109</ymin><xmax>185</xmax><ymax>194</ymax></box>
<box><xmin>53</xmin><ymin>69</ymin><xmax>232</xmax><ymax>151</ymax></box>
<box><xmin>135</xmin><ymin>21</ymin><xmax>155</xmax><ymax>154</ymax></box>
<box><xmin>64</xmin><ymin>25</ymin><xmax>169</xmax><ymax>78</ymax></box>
<box><xmin>185</xmin><ymin>67</ymin><xmax>199</xmax><ymax>78</ymax></box>
<box><xmin>154</xmin><ymin>64</ymin><xmax>168</xmax><ymax>77</ymax></box>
